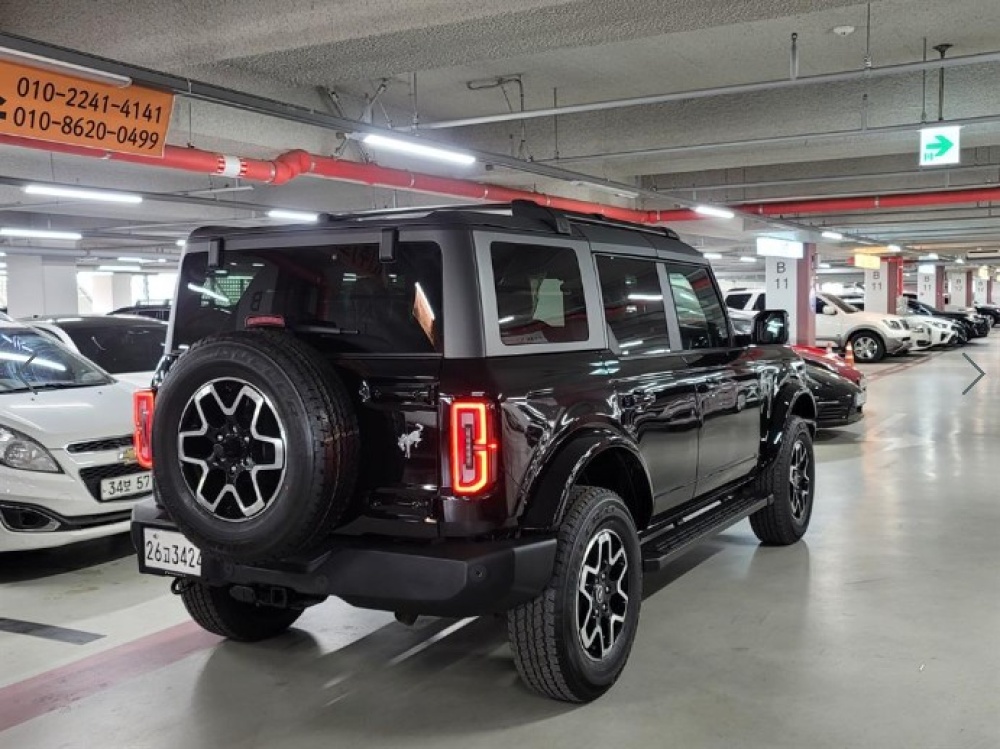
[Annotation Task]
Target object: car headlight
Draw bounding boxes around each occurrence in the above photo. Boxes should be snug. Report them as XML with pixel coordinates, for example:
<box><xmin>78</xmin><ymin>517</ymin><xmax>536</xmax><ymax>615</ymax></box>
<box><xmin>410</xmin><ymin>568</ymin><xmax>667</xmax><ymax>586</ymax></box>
<box><xmin>0</xmin><ymin>426</ymin><xmax>61</xmax><ymax>473</ymax></box>
<box><xmin>932</xmin><ymin>321</ymin><xmax>949</xmax><ymax>329</ymax></box>
<box><xmin>884</xmin><ymin>319</ymin><xmax>901</xmax><ymax>330</ymax></box>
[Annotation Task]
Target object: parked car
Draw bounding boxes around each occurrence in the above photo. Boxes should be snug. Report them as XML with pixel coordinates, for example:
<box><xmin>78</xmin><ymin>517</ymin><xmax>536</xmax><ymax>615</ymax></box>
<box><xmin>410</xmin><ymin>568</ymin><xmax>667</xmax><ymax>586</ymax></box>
<box><xmin>726</xmin><ymin>290</ymin><xmax>912</xmax><ymax>362</ymax></box>
<box><xmin>847</xmin><ymin>300</ymin><xmax>959</xmax><ymax>348</ymax></box>
<box><xmin>24</xmin><ymin>315</ymin><xmax>167</xmax><ymax>389</ymax></box>
<box><xmin>973</xmin><ymin>303</ymin><xmax>1000</xmax><ymax>327</ymax></box>
<box><xmin>0</xmin><ymin>320</ymin><xmax>152</xmax><ymax>552</ymax></box>
<box><xmin>792</xmin><ymin>345</ymin><xmax>865</xmax><ymax>387</ymax></box>
<box><xmin>131</xmin><ymin>201</ymin><xmax>818</xmax><ymax>703</ymax></box>
<box><xmin>110</xmin><ymin>302</ymin><xmax>171</xmax><ymax>322</ymax></box>
<box><xmin>801</xmin><ymin>361</ymin><xmax>865</xmax><ymax>429</ymax></box>
<box><xmin>902</xmin><ymin>296</ymin><xmax>990</xmax><ymax>339</ymax></box>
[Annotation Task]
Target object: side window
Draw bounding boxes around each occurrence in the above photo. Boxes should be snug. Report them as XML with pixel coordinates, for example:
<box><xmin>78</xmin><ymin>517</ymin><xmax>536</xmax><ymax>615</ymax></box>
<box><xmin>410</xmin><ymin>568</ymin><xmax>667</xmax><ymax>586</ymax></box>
<box><xmin>815</xmin><ymin>297</ymin><xmax>828</xmax><ymax>314</ymax></box>
<box><xmin>726</xmin><ymin>292</ymin><xmax>750</xmax><ymax>310</ymax></box>
<box><xmin>665</xmin><ymin>264</ymin><xmax>731</xmax><ymax>350</ymax></box>
<box><xmin>491</xmin><ymin>243</ymin><xmax>590</xmax><ymax>346</ymax></box>
<box><xmin>752</xmin><ymin>294</ymin><xmax>766</xmax><ymax>311</ymax></box>
<box><xmin>595</xmin><ymin>255</ymin><xmax>670</xmax><ymax>355</ymax></box>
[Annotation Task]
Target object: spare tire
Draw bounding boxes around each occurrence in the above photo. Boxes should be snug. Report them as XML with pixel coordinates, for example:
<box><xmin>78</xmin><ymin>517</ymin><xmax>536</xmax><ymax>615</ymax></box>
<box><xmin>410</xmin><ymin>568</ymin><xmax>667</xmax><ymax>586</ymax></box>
<box><xmin>152</xmin><ymin>330</ymin><xmax>359</xmax><ymax>562</ymax></box>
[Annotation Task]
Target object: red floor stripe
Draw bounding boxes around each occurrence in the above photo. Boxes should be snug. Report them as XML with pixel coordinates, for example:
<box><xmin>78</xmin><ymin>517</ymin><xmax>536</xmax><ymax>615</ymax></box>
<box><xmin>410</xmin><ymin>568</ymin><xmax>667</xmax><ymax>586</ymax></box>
<box><xmin>0</xmin><ymin>621</ymin><xmax>219</xmax><ymax>733</ymax></box>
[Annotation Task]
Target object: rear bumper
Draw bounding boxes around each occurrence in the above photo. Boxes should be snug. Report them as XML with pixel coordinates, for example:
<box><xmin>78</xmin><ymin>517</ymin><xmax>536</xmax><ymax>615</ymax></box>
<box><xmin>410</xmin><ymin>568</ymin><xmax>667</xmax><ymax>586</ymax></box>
<box><xmin>131</xmin><ymin>499</ymin><xmax>557</xmax><ymax>617</ymax></box>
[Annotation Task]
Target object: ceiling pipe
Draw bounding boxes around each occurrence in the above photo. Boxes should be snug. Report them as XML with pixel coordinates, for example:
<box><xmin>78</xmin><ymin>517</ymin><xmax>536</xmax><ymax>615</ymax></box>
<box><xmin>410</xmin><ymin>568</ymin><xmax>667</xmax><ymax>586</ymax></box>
<box><xmin>418</xmin><ymin>49</ymin><xmax>1000</xmax><ymax>130</ymax></box>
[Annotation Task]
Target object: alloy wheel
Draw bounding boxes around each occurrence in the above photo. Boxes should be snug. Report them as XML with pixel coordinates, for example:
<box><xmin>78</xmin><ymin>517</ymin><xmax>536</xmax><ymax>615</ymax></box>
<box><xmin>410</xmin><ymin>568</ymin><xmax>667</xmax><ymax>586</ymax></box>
<box><xmin>852</xmin><ymin>336</ymin><xmax>878</xmax><ymax>361</ymax></box>
<box><xmin>177</xmin><ymin>378</ymin><xmax>286</xmax><ymax>521</ymax></box>
<box><xmin>788</xmin><ymin>439</ymin><xmax>812</xmax><ymax>521</ymax></box>
<box><xmin>576</xmin><ymin>528</ymin><xmax>630</xmax><ymax>661</ymax></box>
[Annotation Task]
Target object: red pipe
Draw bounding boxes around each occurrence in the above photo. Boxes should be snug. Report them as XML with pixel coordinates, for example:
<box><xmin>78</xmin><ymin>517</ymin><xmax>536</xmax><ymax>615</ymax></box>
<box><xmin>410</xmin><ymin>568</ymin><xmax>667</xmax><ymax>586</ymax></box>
<box><xmin>5</xmin><ymin>134</ymin><xmax>1000</xmax><ymax>223</ymax></box>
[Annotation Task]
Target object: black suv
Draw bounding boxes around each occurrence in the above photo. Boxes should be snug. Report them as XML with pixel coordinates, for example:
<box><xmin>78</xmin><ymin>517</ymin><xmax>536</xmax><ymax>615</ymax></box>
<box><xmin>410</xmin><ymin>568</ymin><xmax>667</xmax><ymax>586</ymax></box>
<box><xmin>131</xmin><ymin>201</ymin><xmax>817</xmax><ymax>702</ymax></box>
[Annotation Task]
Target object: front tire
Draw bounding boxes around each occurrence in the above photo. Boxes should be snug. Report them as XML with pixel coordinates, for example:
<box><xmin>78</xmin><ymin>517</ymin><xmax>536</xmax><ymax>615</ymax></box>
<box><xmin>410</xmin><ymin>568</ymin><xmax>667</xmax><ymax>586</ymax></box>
<box><xmin>849</xmin><ymin>331</ymin><xmax>886</xmax><ymax>362</ymax></box>
<box><xmin>181</xmin><ymin>581</ymin><xmax>302</xmax><ymax>642</ymax></box>
<box><xmin>750</xmin><ymin>416</ymin><xmax>815</xmax><ymax>545</ymax></box>
<box><xmin>507</xmin><ymin>486</ymin><xmax>642</xmax><ymax>702</ymax></box>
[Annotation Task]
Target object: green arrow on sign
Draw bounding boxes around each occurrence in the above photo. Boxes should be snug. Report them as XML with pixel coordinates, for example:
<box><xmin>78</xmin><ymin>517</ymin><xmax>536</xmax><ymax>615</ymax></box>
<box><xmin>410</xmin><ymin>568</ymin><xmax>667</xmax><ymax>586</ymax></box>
<box><xmin>928</xmin><ymin>134</ymin><xmax>954</xmax><ymax>158</ymax></box>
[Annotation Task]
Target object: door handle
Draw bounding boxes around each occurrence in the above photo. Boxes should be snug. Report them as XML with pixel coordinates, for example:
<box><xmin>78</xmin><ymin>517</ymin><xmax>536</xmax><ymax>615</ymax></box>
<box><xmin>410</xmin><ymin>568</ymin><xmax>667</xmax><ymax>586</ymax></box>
<box><xmin>631</xmin><ymin>389</ymin><xmax>656</xmax><ymax>410</ymax></box>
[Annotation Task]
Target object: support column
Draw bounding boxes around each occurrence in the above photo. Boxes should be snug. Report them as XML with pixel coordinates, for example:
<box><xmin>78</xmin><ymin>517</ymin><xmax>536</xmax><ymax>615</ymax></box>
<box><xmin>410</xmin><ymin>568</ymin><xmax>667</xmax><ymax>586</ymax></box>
<box><xmin>764</xmin><ymin>242</ymin><xmax>816</xmax><ymax>346</ymax></box>
<box><xmin>864</xmin><ymin>258</ymin><xmax>903</xmax><ymax>314</ymax></box>
<box><xmin>112</xmin><ymin>274</ymin><xmax>134</xmax><ymax>309</ymax></box>
<box><xmin>946</xmin><ymin>270</ymin><xmax>973</xmax><ymax>309</ymax></box>
<box><xmin>973</xmin><ymin>275</ymin><xmax>990</xmax><ymax>305</ymax></box>
<box><xmin>5</xmin><ymin>255</ymin><xmax>78</xmax><ymax>317</ymax></box>
<box><xmin>917</xmin><ymin>265</ymin><xmax>945</xmax><ymax>309</ymax></box>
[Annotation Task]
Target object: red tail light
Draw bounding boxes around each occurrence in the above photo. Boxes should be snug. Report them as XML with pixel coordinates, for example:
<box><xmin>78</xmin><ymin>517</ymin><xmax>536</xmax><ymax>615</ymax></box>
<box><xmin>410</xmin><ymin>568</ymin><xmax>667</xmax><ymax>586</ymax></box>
<box><xmin>449</xmin><ymin>399</ymin><xmax>498</xmax><ymax>496</ymax></box>
<box><xmin>133</xmin><ymin>389</ymin><xmax>155</xmax><ymax>470</ymax></box>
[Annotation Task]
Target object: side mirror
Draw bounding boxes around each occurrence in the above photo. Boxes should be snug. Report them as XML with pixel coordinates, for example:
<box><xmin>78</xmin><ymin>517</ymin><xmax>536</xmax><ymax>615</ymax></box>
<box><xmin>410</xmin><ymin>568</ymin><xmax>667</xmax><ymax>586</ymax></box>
<box><xmin>752</xmin><ymin>309</ymin><xmax>789</xmax><ymax>345</ymax></box>
<box><xmin>822</xmin><ymin>305</ymin><xmax>837</xmax><ymax>316</ymax></box>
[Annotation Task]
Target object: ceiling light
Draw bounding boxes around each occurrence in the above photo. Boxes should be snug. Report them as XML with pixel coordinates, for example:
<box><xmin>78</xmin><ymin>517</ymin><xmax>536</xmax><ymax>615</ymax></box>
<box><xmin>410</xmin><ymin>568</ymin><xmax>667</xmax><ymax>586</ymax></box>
<box><xmin>569</xmin><ymin>180</ymin><xmax>640</xmax><ymax>199</ymax></box>
<box><xmin>98</xmin><ymin>265</ymin><xmax>142</xmax><ymax>272</ymax></box>
<box><xmin>694</xmin><ymin>205</ymin><xmax>736</xmax><ymax>220</ymax></box>
<box><xmin>956</xmin><ymin>258</ymin><xmax>966</xmax><ymax>264</ymax></box>
<box><xmin>821</xmin><ymin>231</ymin><xmax>844</xmax><ymax>241</ymax></box>
<box><xmin>739</xmin><ymin>256</ymin><xmax>758</xmax><ymax>263</ymax></box>
<box><xmin>0</xmin><ymin>227</ymin><xmax>82</xmax><ymax>241</ymax></box>
<box><xmin>703</xmin><ymin>252</ymin><xmax>723</xmax><ymax>260</ymax></box>
<box><xmin>831</xmin><ymin>25</ymin><xmax>856</xmax><ymax>36</ymax></box>
<box><xmin>157</xmin><ymin>258</ymin><xmax>167</xmax><ymax>263</ymax></box>
<box><xmin>819</xmin><ymin>262</ymin><xmax>832</xmax><ymax>269</ymax></box>
<box><xmin>117</xmin><ymin>256</ymin><xmax>150</xmax><ymax>263</ymax></box>
<box><xmin>176</xmin><ymin>239</ymin><xmax>186</xmax><ymax>247</ymax></box>
<box><xmin>267</xmin><ymin>209</ymin><xmax>320</xmax><ymax>222</ymax></box>
<box><xmin>0</xmin><ymin>262</ymin><xmax>6</xmax><ymax>269</ymax></box>
<box><xmin>24</xmin><ymin>185</ymin><xmax>143</xmax><ymax>204</ymax></box>
<box><xmin>920</xmin><ymin>253</ymin><xmax>940</xmax><ymax>261</ymax></box>
<box><xmin>886</xmin><ymin>244</ymin><xmax>902</xmax><ymax>252</ymax></box>
<box><xmin>0</xmin><ymin>46</ymin><xmax>132</xmax><ymax>87</ymax></box>
<box><xmin>360</xmin><ymin>133</ymin><xmax>476</xmax><ymax>166</ymax></box>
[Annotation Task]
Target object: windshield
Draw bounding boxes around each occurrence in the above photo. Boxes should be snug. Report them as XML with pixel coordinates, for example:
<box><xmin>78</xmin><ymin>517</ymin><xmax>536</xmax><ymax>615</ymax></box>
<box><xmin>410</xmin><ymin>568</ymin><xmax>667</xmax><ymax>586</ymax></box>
<box><xmin>0</xmin><ymin>327</ymin><xmax>113</xmax><ymax>394</ymax></box>
<box><xmin>821</xmin><ymin>294</ymin><xmax>859</xmax><ymax>314</ymax></box>
<box><xmin>62</xmin><ymin>323</ymin><xmax>166</xmax><ymax>374</ymax></box>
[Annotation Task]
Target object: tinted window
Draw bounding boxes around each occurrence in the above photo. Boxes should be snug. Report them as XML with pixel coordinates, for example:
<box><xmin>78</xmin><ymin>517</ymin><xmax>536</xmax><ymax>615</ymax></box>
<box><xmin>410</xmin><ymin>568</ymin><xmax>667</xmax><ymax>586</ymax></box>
<box><xmin>174</xmin><ymin>242</ymin><xmax>443</xmax><ymax>353</ymax></box>
<box><xmin>665</xmin><ymin>264</ymin><xmax>730</xmax><ymax>350</ymax></box>
<box><xmin>596</xmin><ymin>256</ymin><xmax>670</xmax><ymax>355</ymax></box>
<box><xmin>64</xmin><ymin>324</ymin><xmax>166</xmax><ymax>374</ymax></box>
<box><xmin>726</xmin><ymin>292</ymin><xmax>750</xmax><ymax>310</ymax></box>
<box><xmin>0</xmin><ymin>327</ymin><xmax>112</xmax><ymax>393</ymax></box>
<box><xmin>752</xmin><ymin>294</ymin><xmax>766</xmax><ymax>311</ymax></box>
<box><xmin>491</xmin><ymin>243</ymin><xmax>589</xmax><ymax>345</ymax></box>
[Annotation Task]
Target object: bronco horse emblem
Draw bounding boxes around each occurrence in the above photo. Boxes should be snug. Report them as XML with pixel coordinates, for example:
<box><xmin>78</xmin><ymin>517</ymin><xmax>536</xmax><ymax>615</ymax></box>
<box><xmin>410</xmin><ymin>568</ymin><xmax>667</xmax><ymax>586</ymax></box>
<box><xmin>397</xmin><ymin>424</ymin><xmax>424</xmax><ymax>458</ymax></box>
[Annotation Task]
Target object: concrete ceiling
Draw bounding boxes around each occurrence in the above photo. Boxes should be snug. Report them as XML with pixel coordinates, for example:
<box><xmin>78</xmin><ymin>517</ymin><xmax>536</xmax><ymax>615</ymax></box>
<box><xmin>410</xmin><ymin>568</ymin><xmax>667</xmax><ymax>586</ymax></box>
<box><xmin>1</xmin><ymin>0</ymin><xmax>1000</xmax><ymax>270</ymax></box>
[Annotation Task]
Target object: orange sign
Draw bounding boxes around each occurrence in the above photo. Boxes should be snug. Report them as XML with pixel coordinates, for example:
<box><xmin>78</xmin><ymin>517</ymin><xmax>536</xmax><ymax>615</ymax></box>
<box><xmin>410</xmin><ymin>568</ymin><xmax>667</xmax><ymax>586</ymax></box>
<box><xmin>0</xmin><ymin>60</ymin><xmax>174</xmax><ymax>157</ymax></box>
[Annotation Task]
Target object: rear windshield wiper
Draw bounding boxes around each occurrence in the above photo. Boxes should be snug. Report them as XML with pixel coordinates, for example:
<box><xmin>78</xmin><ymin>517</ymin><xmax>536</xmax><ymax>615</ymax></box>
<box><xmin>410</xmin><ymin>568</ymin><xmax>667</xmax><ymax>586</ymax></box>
<box><xmin>290</xmin><ymin>323</ymin><xmax>360</xmax><ymax>336</ymax></box>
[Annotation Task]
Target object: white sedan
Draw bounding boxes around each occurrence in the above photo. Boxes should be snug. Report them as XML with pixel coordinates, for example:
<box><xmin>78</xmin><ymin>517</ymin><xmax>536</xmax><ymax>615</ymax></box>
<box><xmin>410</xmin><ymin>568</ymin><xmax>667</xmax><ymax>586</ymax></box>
<box><xmin>0</xmin><ymin>320</ymin><xmax>151</xmax><ymax>552</ymax></box>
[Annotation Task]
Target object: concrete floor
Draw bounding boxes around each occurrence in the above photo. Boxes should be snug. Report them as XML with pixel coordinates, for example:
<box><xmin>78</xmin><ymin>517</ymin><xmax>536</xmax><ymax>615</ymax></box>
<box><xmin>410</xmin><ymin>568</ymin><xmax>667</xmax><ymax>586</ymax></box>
<box><xmin>2</xmin><ymin>340</ymin><xmax>1000</xmax><ymax>749</ymax></box>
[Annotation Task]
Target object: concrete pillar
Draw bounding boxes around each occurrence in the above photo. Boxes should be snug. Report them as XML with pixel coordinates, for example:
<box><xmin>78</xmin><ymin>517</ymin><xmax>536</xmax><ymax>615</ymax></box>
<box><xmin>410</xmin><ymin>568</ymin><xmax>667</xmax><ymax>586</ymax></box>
<box><xmin>764</xmin><ymin>242</ymin><xmax>816</xmax><ymax>346</ymax></box>
<box><xmin>991</xmin><ymin>278</ymin><xmax>1000</xmax><ymax>305</ymax></box>
<box><xmin>973</xmin><ymin>276</ymin><xmax>990</xmax><ymax>305</ymax></box>
<box><xmin>5</xmin><ymin>255</ymin><xmax>78</xmax><ymax>317</ymax></box>
<box><xmin>917</xmin><ymin>266</ymin><xmax>945</xmax><ymax>309</ymax></box>
<box><xmin>112</xmin><ymin>274</ymin><xmax>134</xmax><ymax>309</ymax></box>
<box><xmin>864</xmin><ymin>258</ymin><xmax>903</xmax><ymax>315</ymax></box>
<box><xmin>946</xmin><ymin>270</ymin><xmax>973</xmax><ymax>309</ymax></box>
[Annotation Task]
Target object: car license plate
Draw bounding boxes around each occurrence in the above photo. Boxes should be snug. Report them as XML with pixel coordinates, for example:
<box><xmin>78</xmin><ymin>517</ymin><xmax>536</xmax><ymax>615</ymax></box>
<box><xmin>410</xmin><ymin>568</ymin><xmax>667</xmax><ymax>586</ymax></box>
<box><xmin>856</xmin><ymin>389</ymin><xmax>867</xmax><ymax>406</ymax></box>
<box><xmin>100</xmin><ymin>472</ymin><xmax>152</xmax><ymax>500</ymax></box>
<box><xmin>142</xmin><ymin>528</ymin><xmax>201</xmax><ymax>576</ymax></box>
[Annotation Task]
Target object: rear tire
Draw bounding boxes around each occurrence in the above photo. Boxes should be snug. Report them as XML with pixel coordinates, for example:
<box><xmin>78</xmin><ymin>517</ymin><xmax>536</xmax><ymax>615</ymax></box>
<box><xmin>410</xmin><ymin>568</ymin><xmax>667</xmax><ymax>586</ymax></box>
<box><xmin>848</xmin><ymin>331</ymin><xmax>886</xmax><ymax>362</ymax></box>
<box><xmin>507</xmin><ymin>486</ymin><xmax>642</xmax><ymax>702</ymax></box>
<box><xmin>750</xmin><ymin>416</ymin><xmax>814</xmax><ymax>545</ymax></box>
<box><xmin>181</xmin><ymin>582</ymin><xmax>302</xmax><ymax>642</ymax></box>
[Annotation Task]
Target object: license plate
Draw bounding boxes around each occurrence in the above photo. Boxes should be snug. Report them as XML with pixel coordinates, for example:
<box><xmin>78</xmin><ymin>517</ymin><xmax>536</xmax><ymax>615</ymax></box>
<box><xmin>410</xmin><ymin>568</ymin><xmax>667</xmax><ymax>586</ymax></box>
<box><xmin>142</xmin><ymin>528</ymin><xmax>201</xmax><ymax>576</ymax></box>
<box><xmin>100</xmin><ymin>472</ymin><xmax>152</xmax><ymax>500</ymax></box>
<box><xmin>856</xmin><ymin>389</ymin><xmax>867</xmax><ymax>406</ymax></box>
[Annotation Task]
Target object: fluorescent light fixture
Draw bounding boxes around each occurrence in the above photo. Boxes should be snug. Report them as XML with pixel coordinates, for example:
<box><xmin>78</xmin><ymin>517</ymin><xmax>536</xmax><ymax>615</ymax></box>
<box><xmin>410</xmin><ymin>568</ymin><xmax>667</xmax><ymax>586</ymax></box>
<box><xmin>570</xmin><ymin>180</ymin><xmax>640</xmax><ymax>199</ymax></box>
<box><xmin>919</xmin><ymin>253</ymin><xmax>940</xmax><ymax>261</ymax></box>
<box><xmin>117</xmin><ymin>256</ymin><xmax>150</xmax><ymax>263</ymax></box>
<box><xmin>0</xmin><ymin>227</ymin><xmax>81</xmax><ymax>241</ymax></box>
<box><xmin>703</xmin><ymin>252</ymin><xmax>723</xmax><ymax>260</ymax></box>
<box><xmin>187</xmin><ymin>283</ymin><xmax>230</xmax><ymax>304</ymax></box>
<box><xmin>886</xmin><ymin>244</ymin><xmax>902</xmax><ymax>252</ymax></box>
<box><xmin>918</xmin><ymin>264</ymin><xmax>936</xmax><ymax>274</ymax></box>
<box><xmin>854</xmin><ymin>254</ymin><xmax>880</xmax><ymax>270</ymax></box>
<box><xmin>361</xmin><ymin>133</ymin><xmax>476</xmax><ymax>166</ymax></box>
<box><xmin>24</xmin><ymin>184</ymin><xmax>142</xmax><ymax>204</ymax></box>
<box><xmin>819</xmin><ymin>262</ymin><xmax>832</xmax><ymax>269</ymax></box>
<box><xmin>158</xmin><ymin>258</ymin><xmax>168</xmax><ymax>263</ymax></box>
<box><xmin>0</xmin><ymin>252</ymin><xmax>5</xmax><ymax>256</ymax></box>
<box><xmin>694</xmin><ymin>205</ymin><xmax>735</xmax><ymax>220</ymax></box>
<box><xmin>821</xmin><ymin>230</ymin><xmax>844</xmax><ymax>240</ymax></box>
<box><xmin>0</xmin><ymin>262</ymin><xmax>6</xmax><ymax>269</ymax></box>
<box><xmin>267</xmin><ymin>209</ymin><xmax>320</xmax><ymax>222</ymax></box>
<box><xmin>176</xmin><ymin>239</ymin><xmax>187</xmax><ymax>247</ymax></box>
<box><xmin>98</xmin><ymin>264</ymin><xmax>142</xmax><ymax>272</ymax></box>
<box><xmin>739</xmin><ymin>256</ymin><xmax>758</xmax><ymax>263</ymax></box>
<box><xmin>956</xmin><ymin>257</ymin><xmax>966</xmax><ymax>264</ymax></box>
<box><xmin>627</xmin><ymin>293</ymin><xmax>663</xmax><ymax>302</ymax></box>
<box><xmin>0</xmin><ymin>47</ymin><xmax>132</xmax><ymax>87</ymax></box>
<box><xmin>756</xmin><ymin>237</ymin><xmax>804</xmax><ymax>259</ymax></box>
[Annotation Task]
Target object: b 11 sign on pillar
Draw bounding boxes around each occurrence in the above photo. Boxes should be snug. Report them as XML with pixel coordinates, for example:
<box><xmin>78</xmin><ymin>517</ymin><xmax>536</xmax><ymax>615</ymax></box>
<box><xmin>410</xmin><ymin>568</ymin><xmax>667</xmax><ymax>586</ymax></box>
<box><xmin>973</xmin><ymin>277</ymin><xmax>989</xmax><ymax>305</ymax></box>
<box><xmin>761</xmin><ymin>238</ymin><xmax>815</xmax><ymax>345</ymax></box>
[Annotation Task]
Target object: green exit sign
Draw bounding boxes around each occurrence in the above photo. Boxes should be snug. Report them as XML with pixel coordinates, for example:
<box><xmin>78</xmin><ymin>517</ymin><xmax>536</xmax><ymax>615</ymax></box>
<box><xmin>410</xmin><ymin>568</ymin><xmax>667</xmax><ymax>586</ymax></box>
<box><xmin>920</xmin><ymin>126</ymin><xmax>961</xmax><ymax>167</ymax></box>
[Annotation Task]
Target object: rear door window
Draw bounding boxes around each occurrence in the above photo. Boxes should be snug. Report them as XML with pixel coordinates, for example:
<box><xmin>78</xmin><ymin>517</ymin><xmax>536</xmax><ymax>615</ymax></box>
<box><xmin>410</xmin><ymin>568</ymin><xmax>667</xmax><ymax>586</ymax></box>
<box><xmin>174</xmin><ymin>241</ymin><xmax>443</xmax><ymax>353</ymax></box>
<box><xmin>64</xmin><ymin>324</ymin><xmax>166</xmax><ymax>374</ymax></box>
<box><xmin>595</xmin><ymin>255</ymin><xmax>670</xmax><ymax>355</ymax></box>
<box><xmin>664</xmin><ymin>264</ymin><xmax>731</xmax><ymax>350</ymax></box>
<box><xmin>490</xmin><ymin>242</ymin><xmax>590</xmax><ymax>345</ymax></box>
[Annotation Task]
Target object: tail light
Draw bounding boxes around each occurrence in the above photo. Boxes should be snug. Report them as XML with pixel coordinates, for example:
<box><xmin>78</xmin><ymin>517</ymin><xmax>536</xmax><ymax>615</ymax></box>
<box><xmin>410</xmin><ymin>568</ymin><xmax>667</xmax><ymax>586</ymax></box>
<box><xmin>449</xmin><ymin>399</ymin><xmax>498</xmax><ymax>496</ymax></box>
<box><xmin>133</xmin><ymin>389</ymin><xmax>155</xmax><ymax>470</ymax></box>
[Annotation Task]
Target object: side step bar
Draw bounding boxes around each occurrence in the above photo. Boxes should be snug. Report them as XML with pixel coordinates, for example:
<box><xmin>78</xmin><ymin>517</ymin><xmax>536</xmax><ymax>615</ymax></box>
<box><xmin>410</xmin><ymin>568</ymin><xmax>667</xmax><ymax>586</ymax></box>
<box><xmin>640</xmin><ymin>494</ymin><xmax>771</xmax><ymax>572</ymax></box>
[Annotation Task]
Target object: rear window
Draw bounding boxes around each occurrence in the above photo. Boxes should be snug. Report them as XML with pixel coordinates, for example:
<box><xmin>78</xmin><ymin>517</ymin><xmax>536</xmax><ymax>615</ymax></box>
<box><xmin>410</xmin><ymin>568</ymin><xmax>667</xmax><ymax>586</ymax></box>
<box><xmin>490</xmin><ymin>242</ymin><xmax>589</xmax><ymax>345</ymax></box>
<box><xmin>726</xmin><ymin>292</ymin><xmax>750</xmax><ymax>310</ymax></box>
<box><xmin>173</xmin><ymin>241</ymin><xmax>443</xmax><ymax>353</ymax></box>
<box><xmin>63</xmin><ymin>324</ymin><xmax>166</xmax><ymax>374</ymax></box>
